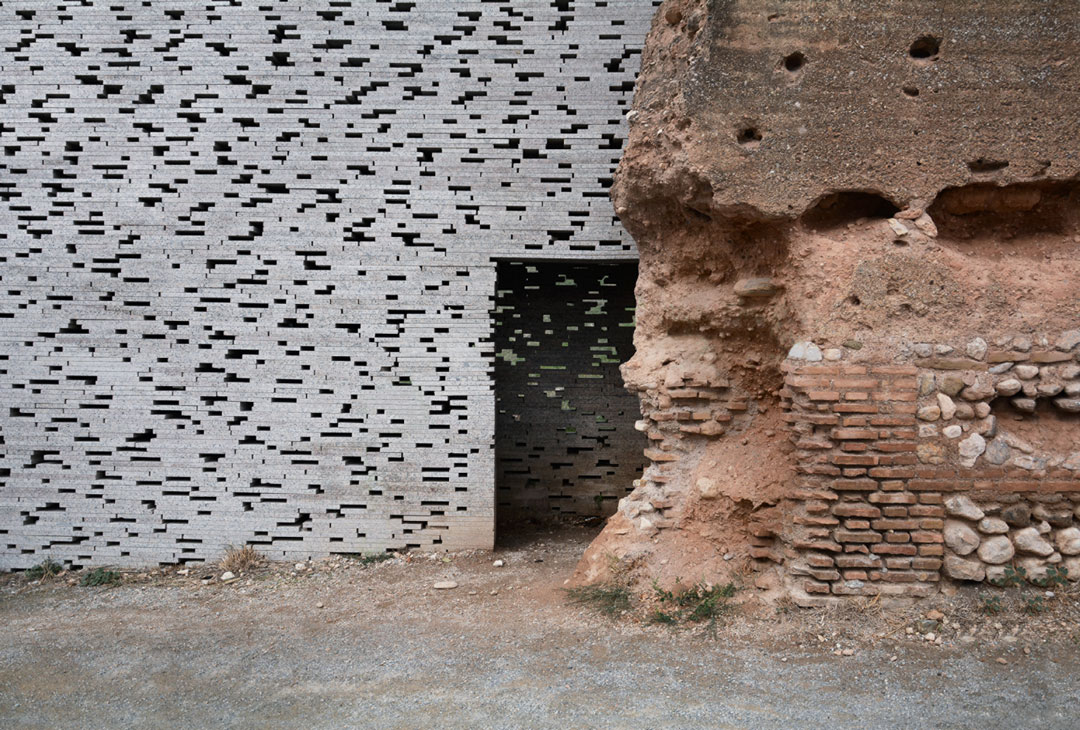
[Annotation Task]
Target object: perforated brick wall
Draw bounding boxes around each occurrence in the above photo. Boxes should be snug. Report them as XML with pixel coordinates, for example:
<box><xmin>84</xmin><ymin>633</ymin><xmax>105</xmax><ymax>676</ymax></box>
<box><xmin>0</xmin><ymin>0</ymin><xmax>659</xmax><ymax>568</ymax></box>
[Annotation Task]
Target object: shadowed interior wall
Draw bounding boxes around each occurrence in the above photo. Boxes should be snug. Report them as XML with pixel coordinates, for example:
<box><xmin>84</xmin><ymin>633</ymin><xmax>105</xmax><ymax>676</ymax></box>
<box><xmin>494</xmin><ymin>261</ymin><xmax>646</xmax><ymax>522</ymax></box>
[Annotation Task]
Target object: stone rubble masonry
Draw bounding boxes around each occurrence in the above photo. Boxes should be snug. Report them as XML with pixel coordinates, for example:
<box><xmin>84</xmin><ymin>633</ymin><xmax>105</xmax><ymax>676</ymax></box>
<box><xmin>0</xmin><ymin>1</ymin><xmax>660</xmax><ymax>569</ymax></box>
<box><xmin>783</xmin><ymin>334</ymin><xmax>1080</xmax><ymax>604</ymax></box>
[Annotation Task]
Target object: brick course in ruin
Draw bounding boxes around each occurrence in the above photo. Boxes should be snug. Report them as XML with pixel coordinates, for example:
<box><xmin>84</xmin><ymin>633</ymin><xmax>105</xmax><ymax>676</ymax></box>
<box><xmin>568</xmin><ymin>0</ymin><xmax>1080</xmax><ymax>603</ymax></box>
<box><xmin>783</xmin><ymin>336</ymin><xmax>1080</xmax><ymax>605</ymax></box>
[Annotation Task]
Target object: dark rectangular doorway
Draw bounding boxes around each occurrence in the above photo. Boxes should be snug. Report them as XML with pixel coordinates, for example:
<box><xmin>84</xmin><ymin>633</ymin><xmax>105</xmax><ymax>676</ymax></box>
<box><xmin>493</xmin><ymin>260</ymin><xmax>647</xmax><ymax>531</ymax></box>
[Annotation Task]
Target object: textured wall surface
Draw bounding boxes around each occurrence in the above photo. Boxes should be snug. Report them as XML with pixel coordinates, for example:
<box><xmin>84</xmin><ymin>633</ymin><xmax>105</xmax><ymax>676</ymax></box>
<box><xmin>783</xmin><ymin>337</ymin><xmax>1080</xmax><ymax>604</ymax></box>
<box><xmin>0</xmin><ymin>1</ymin><xmax>658</xmax><ymax>568</ymax></box>
<box><xmin>572</xmin><ymin>0</ymin><xmax>1080</xmax><ymax>601</ymax></box>
<box><xmin>618</xmin><ymin>0</ymin><xmax>1080</xmax><ymax>221</ymax></box>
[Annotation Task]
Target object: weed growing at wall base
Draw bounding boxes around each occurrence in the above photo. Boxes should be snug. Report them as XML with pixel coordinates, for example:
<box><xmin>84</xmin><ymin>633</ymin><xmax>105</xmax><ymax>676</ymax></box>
<box><xmin>979</xmin><ymin>593</ymin><xmax>1004</xmax><ymax>615</ymax></box>
<box><xmin>1032</xmin><ymin>565</ymin><xmax>1069</xmax><ymax>589</ymax></box>
<box><xmin>989</xmin><ymin>565</ymin><xmax>1027</xmax><ymax>588</ymax></box>
<box><xmin>650</xmin><ymin>580</ymin><xmax>738</xmax><ymax>634</ymax></box>
<box><xmin>1023</xmin><ymin>594</ymin><xmax>1047</xmax><ymax>615</ymax></box>
<box><xmin>80</xmin><ymin>568</ymin><xmax>120</xmax><ymax>587</ymax></box>
<box><xmin>221</xmin><ymin>545</ymin><xmax>263</xmax><ymax>574</ymax></box>
<box><xmin>26</xmin><ymin>559</ymin><xmax>63</xmax><ymax>581</ymax></box>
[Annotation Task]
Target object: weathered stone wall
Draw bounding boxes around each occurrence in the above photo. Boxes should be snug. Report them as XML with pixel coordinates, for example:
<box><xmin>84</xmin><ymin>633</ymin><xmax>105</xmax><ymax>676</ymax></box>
<box><xmin>574</xmin><ymin>0</ymin><xmax>1080</xmax><ymax>601</ymax></box>
<box><xmin>0</xmin><ymin>1</ymin><xmax>658</xmax><ymax>569</ymax></box>
<box><xmin>783</xmin><ymin>338</ymin><xmax>1080</xmax><ymax>605</ymax></box>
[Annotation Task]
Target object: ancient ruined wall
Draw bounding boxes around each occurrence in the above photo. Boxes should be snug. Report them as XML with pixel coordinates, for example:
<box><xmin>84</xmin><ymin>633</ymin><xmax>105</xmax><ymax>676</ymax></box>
<box><xmin>784</xmin><ymin>343</ymin><xmax>1080</xmax><ymax>604</ymax></box>
<box><xmin>0</xmin><ymin>1</ymin><xmax>659</xmax><ymax>569</ymax></box>
<box><xmin>575</xmin><ymin>0</ymin><xmax>1080</xmax><ymax>601</ymax></box>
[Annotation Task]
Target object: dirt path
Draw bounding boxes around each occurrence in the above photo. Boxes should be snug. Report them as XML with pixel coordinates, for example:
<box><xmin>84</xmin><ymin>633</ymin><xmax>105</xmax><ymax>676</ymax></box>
<box><xmin>1</xmin><ymin>527</ymin><xmax>1077</xmax><ymax>729</ymax></box>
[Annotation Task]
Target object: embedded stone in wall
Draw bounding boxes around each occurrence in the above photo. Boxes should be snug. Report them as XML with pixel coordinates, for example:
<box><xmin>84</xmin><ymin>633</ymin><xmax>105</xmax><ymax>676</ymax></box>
<box><xmin>786</xmin><ymin>342</ymin><xmax>1080</xmax><ymax>598</ymax></box>
<box><xmin>914</xmin><ymin>334</ymin><xmax>1080</xmax><ymax>473</ymax></box>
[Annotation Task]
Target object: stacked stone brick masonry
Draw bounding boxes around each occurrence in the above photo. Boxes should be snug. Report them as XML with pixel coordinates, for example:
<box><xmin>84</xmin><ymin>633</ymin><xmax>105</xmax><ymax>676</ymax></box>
<box><xmin>783</xmin><ymin>333</ymin><xmax>1080</xmax><ymax>604</ymax></box>
<box><xmin>0</xmin><ymin>1</ymin><xmax>659</xmax><ymax>568</ymax></box>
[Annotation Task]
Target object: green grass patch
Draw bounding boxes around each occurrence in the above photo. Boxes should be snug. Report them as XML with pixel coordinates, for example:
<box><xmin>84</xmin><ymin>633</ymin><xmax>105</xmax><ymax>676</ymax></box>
<box><xmin>338</xmin><ymin>552</ymin><xmax>395</xmax><ymax>566</ymax></box>
<box><xmin>650</xmin><ymin>580</ymin><xmax>738</xmax><ymax>631</ymax></box>
<box><xmin>1024</xmin><ymin>594</ymin><xmax>1047</xmax><ymax>615</ymax></box>
<box><xmin>359</xmin><ymin>552</ymin><xmax>393</xmax><ymax>566</ymax></box>
<box><xmin>980</xmin><ymin>593</ymin><xmax>1004</xmax><ymax>615</ymax></box>
<box><xmin>80</xmin><ymin>568</ymin><xmax>121</xmax><ymax>587</ymax></box>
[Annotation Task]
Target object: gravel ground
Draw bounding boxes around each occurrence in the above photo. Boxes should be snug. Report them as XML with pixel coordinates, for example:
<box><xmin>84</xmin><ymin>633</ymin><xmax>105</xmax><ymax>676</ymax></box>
<box><xmin>1</xmin><ymin>527</ymin><xmax>1078</xmax><ymax>729</ymax></box>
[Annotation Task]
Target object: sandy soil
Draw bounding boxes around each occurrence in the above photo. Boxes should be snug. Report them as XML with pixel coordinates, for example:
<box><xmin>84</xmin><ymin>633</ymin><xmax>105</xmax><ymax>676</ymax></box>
<box><xmin>1</xmin><ymin>526</ymin><xmax>1078</xmax><ymax>729</ymax></box>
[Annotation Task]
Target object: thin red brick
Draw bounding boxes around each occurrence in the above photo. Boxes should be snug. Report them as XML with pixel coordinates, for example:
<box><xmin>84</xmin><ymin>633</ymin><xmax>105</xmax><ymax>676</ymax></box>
<box><xmin>868</xmin><ymin>467</ymin><xmax>916</xmax><ymax>479</ymax></box>
<box><xmin>871</xmin><ymin>544</ymin><xmax>918</xmax><ymax>555</ymax></box>
<box><xmin>872</xmin><ymin>518</ymin><xmax>920</xmax><ymax>530</ymax></box>
<box><xmin>835</xmin><ymin>530</ymin><xmax>884</xmax><ymax>544</ymax></box>
<box><xmin>868</xmin><ymin>492</ymin><xmax>916</xmax><ymax>504</ymax></box>
<box><xmin>832</xmin><ymin>454</ymin><xmax>880</xmax><ymax>466</ymax></box>
<box><xmin>832</xmin><ymin>403</ymin><xmax>880</xmax><ymax>413</ymax></box>
<box><xmin>869</xmin><ymin>416</ymin><xmax>917</xmax><ymax>427</ymax></box>
<box><xmin>831</xmin><ymin>503</ymin><xmax>882</xmax><ymax>518</ymax></box>
<box><xmin>831</xmin><ymin>478</ymin><xmax>879</xmax><ymax>491</ymax></box>
<box><xmin>835</xmin><ymin>555</ymin><xmax>882</xmax><ymax>568</ymax></box>
<box><xmin>874</xmin><ymin>442</ymin><xmax>918</xmax><ymax>453</ymax></box>
<box><xmin>912</xmin><ymin>558</ymin><xmax>943</xmax><ymax>571</ymax></box>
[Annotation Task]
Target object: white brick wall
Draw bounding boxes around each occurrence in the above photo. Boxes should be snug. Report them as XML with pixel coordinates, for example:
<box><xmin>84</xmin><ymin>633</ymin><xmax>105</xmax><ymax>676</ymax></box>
<box><xmin>0</xmin><ymin>0</ymin><xmax>658</xmax><ymax>567</ymax></box>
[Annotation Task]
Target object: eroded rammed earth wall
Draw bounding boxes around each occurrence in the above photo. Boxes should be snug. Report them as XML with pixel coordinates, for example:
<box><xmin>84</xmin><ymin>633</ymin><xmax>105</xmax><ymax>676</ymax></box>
<box><xmin>575</xmin><ymin>0</ymin><xmax>1080</xmax><ymax>603</ymax></box>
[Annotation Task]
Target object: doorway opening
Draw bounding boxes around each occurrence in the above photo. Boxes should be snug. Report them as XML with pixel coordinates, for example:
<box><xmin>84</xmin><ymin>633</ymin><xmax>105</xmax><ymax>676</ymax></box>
<box><xmin>493</xmin><ymin>260</ymin><xmax>647</xmax><ymax>539</ymax></box>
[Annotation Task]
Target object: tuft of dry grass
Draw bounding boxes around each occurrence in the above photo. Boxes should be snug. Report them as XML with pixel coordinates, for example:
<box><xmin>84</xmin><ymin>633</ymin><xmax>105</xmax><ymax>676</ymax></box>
<box><xmin>220</xmin><ymin>544</ymin><xmax>263</xmax><ymax>574</ymax></box>
<box><xmin>565</xmin><ymin>583</ymin><xmax>633</xmax><ymax>618</ymax></box>
<box><xmin>26</xmin><ymin>558</ymin><xmax>64</xmax><ymax>582</ymax></box>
